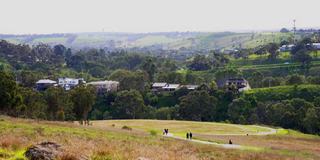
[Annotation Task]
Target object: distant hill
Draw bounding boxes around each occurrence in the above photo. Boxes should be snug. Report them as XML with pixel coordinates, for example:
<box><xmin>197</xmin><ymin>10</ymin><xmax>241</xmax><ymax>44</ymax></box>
<box><xmin>0</xmin><ymin>31</ymin><xmax>293</xmax><ymax>50</ymax></box>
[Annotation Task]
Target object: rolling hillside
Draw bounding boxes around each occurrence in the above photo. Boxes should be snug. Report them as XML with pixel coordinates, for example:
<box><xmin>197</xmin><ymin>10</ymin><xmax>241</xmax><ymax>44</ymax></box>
<box><xmin>0</xmin><ymin>31</ymin><xmax>292</xmax><ymax>50</ymax></box>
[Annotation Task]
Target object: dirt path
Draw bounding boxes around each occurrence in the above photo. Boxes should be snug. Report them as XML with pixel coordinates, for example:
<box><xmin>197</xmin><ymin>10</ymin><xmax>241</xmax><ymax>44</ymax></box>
<box><xmin>165</xmin><ymin>133</ymin><xmax>242</xmax><ymax>149</ymax></box>
<box><xmin>163</xmin><ymin>126</ymin><xmax>277</xmax><ymax>150</ymax></box>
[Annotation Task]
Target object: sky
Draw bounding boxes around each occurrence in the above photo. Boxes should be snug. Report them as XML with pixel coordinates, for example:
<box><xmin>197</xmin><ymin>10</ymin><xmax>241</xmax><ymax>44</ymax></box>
<box><xmin>0</xmin><ymin>0</ymin><xmax>319</xmax><ymax>34</ymax></box>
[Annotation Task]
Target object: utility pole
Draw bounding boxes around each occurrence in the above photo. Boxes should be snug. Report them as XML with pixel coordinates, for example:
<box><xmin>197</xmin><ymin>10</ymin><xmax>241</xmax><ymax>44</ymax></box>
<box><xmin>293</xmin><ymin>19</ymin><xmax>297</xmax><ymax>44</ymax></box>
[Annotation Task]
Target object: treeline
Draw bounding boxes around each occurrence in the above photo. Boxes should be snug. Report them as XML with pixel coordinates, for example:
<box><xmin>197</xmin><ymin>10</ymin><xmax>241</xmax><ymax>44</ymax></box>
<box><xmin>1</xmin><ymin>68</ymin><xmax>320</xmax><ymax>135</ymax></box>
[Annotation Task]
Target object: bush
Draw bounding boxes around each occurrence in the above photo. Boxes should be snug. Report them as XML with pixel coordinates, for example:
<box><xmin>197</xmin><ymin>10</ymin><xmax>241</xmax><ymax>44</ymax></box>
<box><xmin>121</xmin><ymin>125</ymin><xmax>132</xmax><ymax>131</ymax></box>
<box><xmin>155</xmin><ymin>107</ymin><xmax>173</xmax><ymax>120</ymax></box>
<box><xmin>286</xmin><ymin>74</ymin><xmax>305</xmax><ymax>85</ymax></box>
<box><xmin>149</xmin><ymin>130</ymin><xmax>157</xmax><ymax>136</ymax></box>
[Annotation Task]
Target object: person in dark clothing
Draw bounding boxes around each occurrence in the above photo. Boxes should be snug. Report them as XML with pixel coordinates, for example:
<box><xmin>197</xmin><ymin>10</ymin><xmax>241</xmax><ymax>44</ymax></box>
<box><xmin>186</xmin><ymin>132</ymin><xmax>189</xmax><ymax>139</ymax></box>
<box><xmin>229</xmin><ymin>139</ymin><xmax>233</xmax><ymax>144</ymax></box>
<box><xmin>189</xmin><ymin>132</ymin><xmax>192</xmax><ymax>140</ymax></box>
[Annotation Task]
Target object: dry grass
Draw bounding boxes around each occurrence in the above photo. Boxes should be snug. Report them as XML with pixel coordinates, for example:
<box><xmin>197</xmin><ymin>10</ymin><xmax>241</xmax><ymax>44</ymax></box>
<box><xmin>194</xmin><ymin>133</ymin><xmax>320</xmax><ymax>159</ymax></box>
<box><xmin>0</xmin><ymin>116</ymin><xmax>318</xmax><ymax>160</ymax></box>
<box><xmin>92</xmin><ymin>120</ymin><xmax>272</xmax><ymax>137</ymax></box>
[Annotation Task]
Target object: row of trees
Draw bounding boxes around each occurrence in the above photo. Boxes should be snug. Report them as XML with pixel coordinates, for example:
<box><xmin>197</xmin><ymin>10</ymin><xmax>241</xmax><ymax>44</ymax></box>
<box><xmin>0</xmin><ymin>70</ymin><xmax>96</xmax><ymax>122</ymax></box>
<box><xmin>248</xmin><ymin>74</ymin><xmax>320</xmax><ymax>88</ymax></box>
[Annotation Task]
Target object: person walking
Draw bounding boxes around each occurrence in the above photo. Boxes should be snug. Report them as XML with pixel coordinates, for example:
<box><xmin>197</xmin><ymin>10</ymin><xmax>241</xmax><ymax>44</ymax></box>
<box><xmin>229</xmin><ymin>139</ymin><xmax>233</xmax><ymax>145</ymax></box>
<box><xmin>186</xmin><ymin>132</ymin><xmax>189</xmax><ymax>139</ymax></box>
<box><xmin>189</xmin><ymin>132</ymin><xmax>193</xmax><ymax>140</ymax></box>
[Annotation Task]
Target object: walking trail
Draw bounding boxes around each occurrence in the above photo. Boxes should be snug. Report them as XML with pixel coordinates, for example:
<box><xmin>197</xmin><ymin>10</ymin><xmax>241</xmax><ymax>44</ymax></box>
<box><xmin>163</xmin><ymin>126</ymin><xmax>277</xmax><ymax>150</ymax></box>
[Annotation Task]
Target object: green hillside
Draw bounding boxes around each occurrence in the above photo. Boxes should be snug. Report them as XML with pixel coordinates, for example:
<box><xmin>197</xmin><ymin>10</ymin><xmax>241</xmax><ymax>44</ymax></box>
<box><xmin>0</xmin><ymin>31</ymin><xmax>293</xmax><ymax>50</ymax></box>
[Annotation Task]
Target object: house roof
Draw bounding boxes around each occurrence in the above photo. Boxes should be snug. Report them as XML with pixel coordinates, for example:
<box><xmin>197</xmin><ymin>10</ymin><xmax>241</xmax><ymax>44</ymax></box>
<box><xmin>183</xmin><ymin>85</ymin><xmax>199</xmax><ymax>90</ymax></box>
<box><xmin>163</xmin><ymin>84</ymin><xmax>180</xmax><ymax>89</ymax></box>
<box><xmin>87</xmin><ymin>81</ymin><xmax>119</xmax><ymax>85</ymax></box>
<box><xmin>36</xmin><ymin>79</ymin><xmax>56</xmax><ymax>84</ymax></box>
<box><xmin>152</xmin><ymin>82</ymin><xmax>168</xmax><ymax>87</ymax></box>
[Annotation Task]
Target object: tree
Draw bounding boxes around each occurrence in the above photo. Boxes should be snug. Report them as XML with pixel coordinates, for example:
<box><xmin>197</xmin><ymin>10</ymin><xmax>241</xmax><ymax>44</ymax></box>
<box><xmin>141</xmin><ymin>58</ymin><xmax>157</xmax><ymax>81</ymax></box>
<box><xmin>187</xmin><ymin>55</ymin><xmax>211</xmax><ymax>71</ymax></box>
<box><xmin>266</xmin><ymin>43</ymin><xmax>279</xmax><ymax>60</ymax></box>
<box><xmin>109</xmin><ymin>69</ymin><xmax>147</xmax><ymax>91</ymax></box>
<box><xmin>44</xmin><ymin>87</ymin><xmax>73</xmax><ymax>120</ymax></box>
<box><xmin>248</xmin><ymin>71</ymin><xmax>264</xmax><ymax>88</ymax></box>
<box><xmin>303</xmin><ymin>107</ymin><xmax>320</xmax><ymax>134</ymax></box>
<box><xmin>17</xmin><ymin>70</ymin><xmax>42</xmax><ymax>88</ymax></box>
<box><xmin>155</xmin><ymin>107</ymin><xmax>176</xmax><ymax>120</ymax></box>
<box><xmin>19</xmin><ymin>88</ymin><xmax>47</xmax><ymax>119</ymax></box>
<box><xmin>293</xmin><ymin>49</ymin><xmax>312</xmax><ymax>68</ymax></box>
<box><xmin>31</xmin><ymin>43</ymin><xmax>54</xmax><ymax>64</ymax></box>
<box><xmin>179</xmin><ymin>90</ymin><xmax>217</xmax><ymax>121</ymax></box>
<box><xmin>157</xmin><ymin>71</ymin><xmax>185</xmax><ymax>84</ymax></box>
<box><xmin>111</xmin><ymin>90</ymin><xmax>147</xmax><ymax>119</ymax></box>
<box><xmin>286</xmin><ymin>74</ymin><xmax>305</xmax><ymax>85</ymax></box>
<box><xmin>280</xmin><ymin>28</ymin><xmax>290</xmax><ymax>33</ymax></box>
<box><xmin>0</xmin><ymin>70</ymin><xmax>21</xmax><ymax>114</ymax></box>
<box><xmin>262</xmin><ymin>77</ymin><xmax>282</xmax><ymax>87</ymax></box>
<box><xmin>227</xmin><ymin>98</ymin><xmax>252</xmax><ymax>123</ymax></box>
<box><xmin>53</xmin><ymin>44</ymin><xmax>67</xmax><ymax>56</ymax></box>
<box><xmin>70</xmin><ymin>85</ymin><xmax>96</xmax><ymax>121</ymax></box>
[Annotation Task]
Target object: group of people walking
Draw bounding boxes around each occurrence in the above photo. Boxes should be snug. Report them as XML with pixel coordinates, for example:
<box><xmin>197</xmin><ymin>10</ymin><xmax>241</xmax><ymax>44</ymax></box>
<box><xmin>186</xmin><ymin>132</ymin><xmax>193</xmax><ymax>140</ymax></box>
<box><xmin>161</xmin><ymin>128</ymin><xmax>234</xmax><ymax>145</ymax></box>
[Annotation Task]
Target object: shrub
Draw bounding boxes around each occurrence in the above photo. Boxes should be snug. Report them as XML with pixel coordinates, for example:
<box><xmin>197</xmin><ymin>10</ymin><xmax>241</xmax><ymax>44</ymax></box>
<box><xmin>121</xmin><ymin>125</ymin><xmax>132</xmax><ymax>131</ymax></box>
<box><xmin>149</xmin><ymin>130</ymin><xmax>157</xmax><ymax>136</ymax></box>
<box><xmin>286</xmin><ymin>74</ymin><xmax>305</xmax><ymax>85</ymax></box>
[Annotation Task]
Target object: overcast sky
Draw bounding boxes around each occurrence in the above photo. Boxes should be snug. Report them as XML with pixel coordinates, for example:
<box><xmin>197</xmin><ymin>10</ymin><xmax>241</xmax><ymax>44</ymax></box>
<box><xmin>0</xmin><ymin>0</ymin><xmax>319</xmax><ymax>34</ymax></box>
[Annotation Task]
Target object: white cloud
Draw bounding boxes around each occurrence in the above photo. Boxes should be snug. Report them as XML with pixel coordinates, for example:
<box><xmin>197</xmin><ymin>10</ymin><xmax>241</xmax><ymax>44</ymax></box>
<box><xmin>0</xmin><ymin>0</ymin><xmax>319</xmax><ymax>34</ymax></box>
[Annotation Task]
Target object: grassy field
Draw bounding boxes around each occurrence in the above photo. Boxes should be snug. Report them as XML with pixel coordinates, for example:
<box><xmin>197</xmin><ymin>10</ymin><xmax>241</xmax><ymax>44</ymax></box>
<box><xmin>1</xmin><ymin>117</ymin><xmax>319</xmax><ymax>160</ymax></box>
<box><xmin>93</xmin><ymin>120</ymin><xmax>272</xmax><ymax>137</ymax></box>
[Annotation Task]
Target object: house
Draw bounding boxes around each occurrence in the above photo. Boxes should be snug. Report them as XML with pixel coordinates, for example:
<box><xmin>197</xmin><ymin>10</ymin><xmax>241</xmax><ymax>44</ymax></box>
<box><xmin>36</xmin><ymin>79</ymin><xmax>57</xmax><ymax>91</ymax></box>
<box><xmin>58</xmin><ymin>77</ymin><xmax>86</xmax><ymax>90</ymax></box>
<box><xmin>87</xmin><ymin>81</ymin><xmax>119</xmax><ymax>93</ymax></box>
<box><xmin>181</xmin><ymin>85</ymin><xmax>199</xmax><ymax>90</ymax></box>
<box><xmin>312</xmin><ymin>43</ymin><xmax>320</xmax><ymax>50</ymax></box>
<box><xmin>151</xmin><ymin>82</ymin><xmax>198</xmax><ymax>92</ymax></box>
<box><xmin>225</xmin><ymin>78</ymin><xmax>251</xmax><ymax>92</ymax></box>
<box><xmin>163</xmin><ymin>84</ymin><xmax>180</xmax><ymax>91</ymax></box>
<box><xmin>279</xmin><ymin>44</ymin><xmax>295</xmax><ymax>52</ymax></box>
<box><xmin>151</xmin><ymin>82</ymin><xmax>168</xmax><ymax>92</ymax></box>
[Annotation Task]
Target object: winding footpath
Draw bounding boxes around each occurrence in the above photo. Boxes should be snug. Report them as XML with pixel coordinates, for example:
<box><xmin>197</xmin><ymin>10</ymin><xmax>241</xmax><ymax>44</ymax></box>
<box><xmin>163</xmin><ymin>126</ymin><xmax>278</xmax><ymax>150</ymax></box>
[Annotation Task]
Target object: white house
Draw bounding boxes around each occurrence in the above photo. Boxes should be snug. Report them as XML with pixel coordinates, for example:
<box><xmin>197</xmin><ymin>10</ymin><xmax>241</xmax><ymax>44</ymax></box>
<box><xmin>279</xmin><ymin>44</ymin><xmax>295</xmax><ymax>52</ymax></box>
<box><xmin>36</xmin><ymin>79</ymin><xmax>57</xmax><ymax>91</ymax></box>
<box><xmin>182</xmin><ymin>85</ymin><xmax>199</xmax><ymax>90</ymax></box>
<box><xmin>163</xmin><ymin>84</ymin><xmax>180</xmax><ymax>91</ymax></box>
<box><xmin>312</xmin><ymin>43</ymin><xmax>320</xmax><ymax>50</ymax></box>
<box><xmin>58</xmin><ymin>77</ymin><xmax>86</xmax><ymax>90</ymax></box>
<box><xmin>225</xmin><ymin>78</ymin><xmax>251</xmax><ymax>92</ymax></box>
